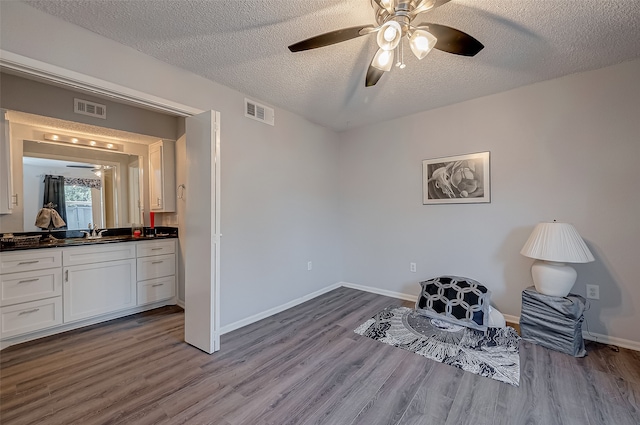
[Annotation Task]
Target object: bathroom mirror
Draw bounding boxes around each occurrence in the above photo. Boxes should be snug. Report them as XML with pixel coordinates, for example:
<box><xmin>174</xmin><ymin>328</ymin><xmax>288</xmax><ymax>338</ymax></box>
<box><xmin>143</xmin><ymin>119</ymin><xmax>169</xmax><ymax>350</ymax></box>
<box><xmin>22</xmin><ymin>141</ymin><xmax>143</xmax><ymax>231</ymax></box>
<box><xmin>0</xmin><ymin>110</ymin><xmax>156</xmax><ymax>233</ymax></box>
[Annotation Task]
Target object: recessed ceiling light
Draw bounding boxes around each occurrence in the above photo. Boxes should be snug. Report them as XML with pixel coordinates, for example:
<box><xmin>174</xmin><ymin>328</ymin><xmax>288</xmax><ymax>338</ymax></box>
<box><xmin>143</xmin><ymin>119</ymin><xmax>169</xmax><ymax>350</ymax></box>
<box><xmin>71</xmin><ymin>138</ymin><xmax>79</xmax><ymax>143</ymax></box>
<box><xmin>52</xmin><ymin>135</ymin><xmax>59</xmax><ymax>140</ymax></box>
<box><xmin>106</xmin><ymin>143</ymin><xmax>113</xmax><ymax>149</ymax></box>
<box><xmin>89</xmin><ymin>141</ymin><xmax>96</xmax><ymax>146</ymax></box>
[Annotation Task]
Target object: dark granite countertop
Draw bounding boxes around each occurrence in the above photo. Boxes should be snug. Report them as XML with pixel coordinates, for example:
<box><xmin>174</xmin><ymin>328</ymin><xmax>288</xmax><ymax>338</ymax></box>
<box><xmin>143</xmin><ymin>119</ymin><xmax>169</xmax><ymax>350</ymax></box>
<box><xmin>0</xmin><ymin>227</ymin><xmax>178</xmax><ymax>252</ymax></box>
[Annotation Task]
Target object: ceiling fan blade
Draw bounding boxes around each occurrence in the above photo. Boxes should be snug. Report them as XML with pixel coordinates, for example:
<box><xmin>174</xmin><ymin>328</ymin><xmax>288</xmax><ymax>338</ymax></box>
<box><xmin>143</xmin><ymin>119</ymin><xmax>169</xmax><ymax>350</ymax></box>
<box><xmin>365</xmin><ymin>65</ymin><xmax>385</xmax><ymax>87</ymax></box>
<box><xmin>288</xmin><ymin>25</ymin><xmax>376</xmax><ymax>52</ymax></box>
<box><xmin>419</xmin><ymin>24</ymin><xmax>484</xmax><ymax>56</ymax></box>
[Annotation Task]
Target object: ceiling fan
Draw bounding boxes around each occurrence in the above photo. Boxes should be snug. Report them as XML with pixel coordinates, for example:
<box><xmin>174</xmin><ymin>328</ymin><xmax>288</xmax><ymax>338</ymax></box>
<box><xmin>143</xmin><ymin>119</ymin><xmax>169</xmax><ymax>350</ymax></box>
<box><xmin>288</xmin><ymin>0</ymin><xmax>484</xmax><ymax>87</ymax></box>
<box><xmin>67</xmin><ymin>164</ymin><xmax>110</xmax><ymax>176</ymax></box>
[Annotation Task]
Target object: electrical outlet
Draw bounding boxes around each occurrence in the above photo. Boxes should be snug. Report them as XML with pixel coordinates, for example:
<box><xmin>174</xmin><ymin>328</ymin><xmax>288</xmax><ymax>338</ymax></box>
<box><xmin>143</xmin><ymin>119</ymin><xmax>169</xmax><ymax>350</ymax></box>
<box><xmin>410</xmin><ymin>263</ymin><xmax>417</xmax><ymax>273</ymax></box>
<box><xmin>586</xmin><ymin>284</ymin><xmax>599</xmax><ymax>300</ymax></box>
<box><xmin>307</xmin><ymin>261</ymin><xmax>312</xmax><ymax>271</ymax></box>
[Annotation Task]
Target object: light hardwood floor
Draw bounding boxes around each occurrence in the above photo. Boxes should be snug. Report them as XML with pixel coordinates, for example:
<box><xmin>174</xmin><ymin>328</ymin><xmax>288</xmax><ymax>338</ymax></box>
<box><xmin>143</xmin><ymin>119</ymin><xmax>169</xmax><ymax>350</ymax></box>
<box><xmin>1</xmin><ymin>287</ymin><xmax>639</xmax><ymax>424</ymax></box>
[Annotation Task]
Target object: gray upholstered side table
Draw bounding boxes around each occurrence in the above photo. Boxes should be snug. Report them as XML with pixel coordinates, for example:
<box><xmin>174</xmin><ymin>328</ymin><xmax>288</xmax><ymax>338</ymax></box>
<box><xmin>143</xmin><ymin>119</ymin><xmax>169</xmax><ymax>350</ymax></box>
<box><xmin>520</xmin><ymin>286</ymin><xmax>587</xmax><ymax>357</ymax></box>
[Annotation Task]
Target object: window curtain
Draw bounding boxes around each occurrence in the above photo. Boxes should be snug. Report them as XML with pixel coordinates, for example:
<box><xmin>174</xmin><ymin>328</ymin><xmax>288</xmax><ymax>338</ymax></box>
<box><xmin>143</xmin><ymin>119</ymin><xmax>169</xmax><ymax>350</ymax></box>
<box><xmin>43</xmin><ymin>175</ymin><xmax>68</xmax><ymax>227</ymax></box>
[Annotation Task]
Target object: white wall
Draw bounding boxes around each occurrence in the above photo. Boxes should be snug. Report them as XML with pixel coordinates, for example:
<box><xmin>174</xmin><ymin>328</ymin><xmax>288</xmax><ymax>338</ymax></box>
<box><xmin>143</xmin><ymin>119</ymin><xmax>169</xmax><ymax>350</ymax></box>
<box><xmin>0</xmin><ymin>2</ymin><xmax>342</xmax><ymax>327</ymax></box>
<box><xmin>338</xmin><ymin>59</ymin><xmax>640</xmax><ymax>344</ymax></box>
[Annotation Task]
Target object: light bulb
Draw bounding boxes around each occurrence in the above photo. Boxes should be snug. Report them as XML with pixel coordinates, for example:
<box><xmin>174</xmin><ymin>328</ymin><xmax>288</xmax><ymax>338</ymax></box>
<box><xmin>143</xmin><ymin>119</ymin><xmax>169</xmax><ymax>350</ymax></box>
<box><xmin>71</xmin><ymin>138</ymin><xmax>79</xmax><ymax>143</ymax></box>
<box><xmin>376</xmin><ymin>21</ymin><xmax>402</xmax><ymax>51</ymax></box>
<box><xmin>383</xmin><ymin>26</ymin><xmax>397</xmax><ymax>42</ymax></box>
<box><xmin>52</xmin><ymin>135</ymin><xmax>59</xmax><ymax>140</ymax></box>
<box><xmin>371</xmin><ymin>48</ymin><xmax>394</xmax><ymax>72</ymax></box>
<box><xmin>90</xmin><ymin>141</ymin><xmax>96</xmax><ymax>146</ymax></box>
<box><xmin>409</xmin><ymin>29</ymin><xmax>437</xmax><ymax>60</ymax></box>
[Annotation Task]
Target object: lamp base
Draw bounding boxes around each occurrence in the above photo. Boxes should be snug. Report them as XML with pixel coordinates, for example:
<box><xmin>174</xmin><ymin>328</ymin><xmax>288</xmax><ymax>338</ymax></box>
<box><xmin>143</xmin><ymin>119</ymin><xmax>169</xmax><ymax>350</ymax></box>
<box><xmin>531</xmin><ymin>260</ymin><xmax>577</xmax><ymax>297</ymax></box>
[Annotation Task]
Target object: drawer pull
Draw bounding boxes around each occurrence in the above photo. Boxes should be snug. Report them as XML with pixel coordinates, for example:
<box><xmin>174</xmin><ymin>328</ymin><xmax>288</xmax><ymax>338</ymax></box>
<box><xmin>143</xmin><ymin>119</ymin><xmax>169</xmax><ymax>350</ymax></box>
<box><xmin>151</xmin><ymin>248</ymin><xmax>163</xmax><ymax>251</ymax></box>
<box><xmin>17</xmin><ymin>260</ymin><xmax>39</xmax><ymax>265</ymax></box>
<box><xmin>65</xmin><ymin>270</ymin><xmax>69</xmax><ymax>282</ymax></box>
<box><xmin>151</xmin><ymin>283</ymin><xmax>164</xmax><ymax>287</ymax></box>
<box><xmin>18</xmin><ymin>278</ymin><xmax>39</xmax><ymax>284</ymax></box>
<box><xmin>18</xmin><ymin>308</ymin><xmax>40</xmax><ymax>315</ymax></box>
<box><xmin>152</xmin><ymin>261</ymin><xmax>163</xmax><ymax>264</ymax></box>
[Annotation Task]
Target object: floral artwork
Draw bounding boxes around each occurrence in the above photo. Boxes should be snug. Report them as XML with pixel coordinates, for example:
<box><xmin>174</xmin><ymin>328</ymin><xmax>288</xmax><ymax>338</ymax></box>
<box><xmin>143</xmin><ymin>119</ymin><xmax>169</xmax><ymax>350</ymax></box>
<box><xmin>422</xmin><ymin>152</ymin><xmax>490</xmax><ymax>204</ymax></box>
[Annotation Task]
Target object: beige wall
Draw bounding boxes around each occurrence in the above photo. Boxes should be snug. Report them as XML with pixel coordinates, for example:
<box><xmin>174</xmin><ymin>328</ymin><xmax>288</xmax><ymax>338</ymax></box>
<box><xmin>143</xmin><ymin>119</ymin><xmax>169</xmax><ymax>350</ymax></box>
<box><xmin>338</xmin><ymin>59</ymin><xmax>640</xmax><ymax>344</ymax></box>
<box><xmin>0</xmin><ymin>2</ymin><xmax>342</xmax><ymax>326</ymax></box>
<box><xmin>1</xmin><ymin>72</ymin><xmax>179</xmax><ymax>140</ymax></box>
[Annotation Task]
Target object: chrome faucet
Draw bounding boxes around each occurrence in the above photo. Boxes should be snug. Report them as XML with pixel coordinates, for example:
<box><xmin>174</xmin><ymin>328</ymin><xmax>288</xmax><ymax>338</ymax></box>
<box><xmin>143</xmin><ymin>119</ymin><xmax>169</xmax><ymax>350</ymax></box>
<box><xmin>81</xmin><ymin>223</ymin><xmax>107</xmax><ymax>239</ymax></box>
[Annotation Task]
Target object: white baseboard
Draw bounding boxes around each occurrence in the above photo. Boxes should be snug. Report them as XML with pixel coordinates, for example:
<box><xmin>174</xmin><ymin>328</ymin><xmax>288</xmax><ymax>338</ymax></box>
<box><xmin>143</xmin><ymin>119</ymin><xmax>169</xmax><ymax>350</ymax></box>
<box><xmin>176</xmin><ymin>299</ymin><xmax>185</xmax><ymax>309</ymax></box>
<box><xmin>216</xmin><ymin>280</ymin><xmax>640</xmax><ymax>352</ymax></box>
<box><xmin>219</xmin><ymin>282</ymin><xmax>342</xmax><ymax>335</ymax></box>
<box><xmin>340</xmin><ymin>282</ymin><xmax>418</xmax><ymax>302</ymax></box>
<box><xmin>340</xmin><ymin>282</ymin><xmax>640</xmax><ymax>352</ymax></box>
<box><xmin>581</xmin><ymin>331</ymin><xmax>640</xmax><ymax>352</ymax></box>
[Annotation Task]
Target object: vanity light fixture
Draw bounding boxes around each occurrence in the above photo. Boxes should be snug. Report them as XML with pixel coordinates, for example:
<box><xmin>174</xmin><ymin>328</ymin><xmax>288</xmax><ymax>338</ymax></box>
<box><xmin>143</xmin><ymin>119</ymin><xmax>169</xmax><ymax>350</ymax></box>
<box><xmin>43</xmin><ymin>133</ymin><xmax>124</xmax><ymax>151</ymax></box>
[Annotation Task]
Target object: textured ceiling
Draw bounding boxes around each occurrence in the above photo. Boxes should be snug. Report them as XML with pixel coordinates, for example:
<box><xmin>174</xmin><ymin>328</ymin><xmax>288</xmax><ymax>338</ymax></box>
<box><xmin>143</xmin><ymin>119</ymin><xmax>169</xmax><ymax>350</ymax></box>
<box><xmin>24</xmin><ymin>0</ymin><xmax>640</xmax><ymax>132</ymax></box>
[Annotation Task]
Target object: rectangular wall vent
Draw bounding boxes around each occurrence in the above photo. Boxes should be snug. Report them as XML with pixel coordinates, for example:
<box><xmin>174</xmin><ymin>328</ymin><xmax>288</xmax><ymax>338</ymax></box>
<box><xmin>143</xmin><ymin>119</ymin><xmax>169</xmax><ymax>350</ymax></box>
<box><xmin>74</xmin><ymin>98</ymin><xmax>107</xmax><ymax>119</ymax></box>
<box><xmin>245</xmin><ymin>98</ymin><xmax>274</xmax><ymax>126</ymax></box>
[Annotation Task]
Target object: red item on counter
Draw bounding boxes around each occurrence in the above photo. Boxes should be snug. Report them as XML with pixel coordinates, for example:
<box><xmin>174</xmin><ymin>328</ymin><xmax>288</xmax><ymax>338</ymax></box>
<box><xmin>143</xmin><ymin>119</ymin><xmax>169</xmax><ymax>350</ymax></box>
<box><xmin>150</xmin><ymin>212</ymin><xmax>155</xmax><ymax>229</ymax></box>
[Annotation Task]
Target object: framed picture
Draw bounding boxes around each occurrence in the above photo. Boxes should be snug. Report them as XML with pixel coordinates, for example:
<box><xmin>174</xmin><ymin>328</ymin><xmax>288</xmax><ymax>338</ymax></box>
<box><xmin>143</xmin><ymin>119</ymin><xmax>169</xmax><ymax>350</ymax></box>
<box><xmin>422</xmin><ymin>151</ymin><xmax>490</xmax><ymax>204</ymax></box>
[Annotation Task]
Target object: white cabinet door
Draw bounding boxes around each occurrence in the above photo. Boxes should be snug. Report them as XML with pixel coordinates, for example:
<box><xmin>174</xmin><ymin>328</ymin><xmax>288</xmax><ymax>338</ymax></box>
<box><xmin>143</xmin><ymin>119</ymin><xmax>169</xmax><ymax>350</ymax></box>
<box><xmin>149</xmin><ymin>142</ymin><xmax>164</xmax><ymax>210</ymax></box>
<box><xmin>63</xmin><ymin>259</ymin><xmax>136</xmax><ymax>323</ymax></box>
<box><xmin>149</xmin><ymin>140</ymin><xmax>176</xmax><ymax>212</ymax></box>
<box><xmin>0</xmin><ymin>109</ymin><xmax>13</xmax><ymax>214</ymax></box>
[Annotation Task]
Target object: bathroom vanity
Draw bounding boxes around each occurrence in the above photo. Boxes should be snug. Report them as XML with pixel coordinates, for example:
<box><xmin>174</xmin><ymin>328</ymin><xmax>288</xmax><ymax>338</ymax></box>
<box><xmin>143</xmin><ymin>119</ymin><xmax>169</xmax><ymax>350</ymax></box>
<box><xmin>0</xmin><ymin>235</ymin><xmax>177</xmax><ymax>349</ymax></box>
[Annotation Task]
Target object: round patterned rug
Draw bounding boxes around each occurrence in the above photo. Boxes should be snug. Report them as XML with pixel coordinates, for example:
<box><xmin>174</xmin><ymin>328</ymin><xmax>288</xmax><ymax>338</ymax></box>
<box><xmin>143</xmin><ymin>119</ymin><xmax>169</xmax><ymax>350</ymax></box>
<box><xmin>355</xmin><ymin>306</ymin><xmax>521</xmax><ymax>386</ymax></box>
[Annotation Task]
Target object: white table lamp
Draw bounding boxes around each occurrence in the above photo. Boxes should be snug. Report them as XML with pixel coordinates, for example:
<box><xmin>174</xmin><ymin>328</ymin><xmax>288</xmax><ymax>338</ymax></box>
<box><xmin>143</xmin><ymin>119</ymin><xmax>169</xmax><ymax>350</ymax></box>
<box><xmin>520</xmin><ymin>221</ymin><xmax>594</xmax><ymax>297</ymax></box>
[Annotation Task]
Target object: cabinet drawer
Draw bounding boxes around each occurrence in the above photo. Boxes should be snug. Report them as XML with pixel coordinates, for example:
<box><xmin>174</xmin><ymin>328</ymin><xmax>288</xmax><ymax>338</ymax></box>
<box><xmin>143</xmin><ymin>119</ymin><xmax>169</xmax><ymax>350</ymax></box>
<box><xmin>137</xmin><ymin>254</ymin><xmax>175</xmax><ymax>281</ymax></box>
<box><xmin>1</xmin><ymin>268</ymin><xmax>62</xmax><ymax>307</ymax></box>
<box><xmin>0</xmin><ymin>297</ymin><xmax>62</xmax><ymax>339</ymax></box>
<box><xmin>63</xmin><ymin>243</ymin><xmax>136</xmax><ymax>266</ymax></box>
<box><xmin>137</xmin><ymin>275</ymin><xmax>175</xmax><ymax>306</ymax></box>
<box><xmin>0</xmin><ymin>250</ymin><xmax>62</xmax><ymax>274</ymax></box>
<box><xmin>136</xmin><ymin>239</ymin><xmax>175</xmax><ymax>258</ymax></box>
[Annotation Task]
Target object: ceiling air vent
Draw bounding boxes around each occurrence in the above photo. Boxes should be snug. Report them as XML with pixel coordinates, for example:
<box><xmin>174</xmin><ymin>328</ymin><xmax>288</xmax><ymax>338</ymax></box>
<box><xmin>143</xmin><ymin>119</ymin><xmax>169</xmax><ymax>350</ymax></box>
<box><xmin>74</xmin><ymin>98</ymin><xmax>107</xmax><ymax>119</ymax></box>
<box><xmin>245</xmin><ymin>98</ymin><xmax>274</xmax><ymax>126</ymax></box>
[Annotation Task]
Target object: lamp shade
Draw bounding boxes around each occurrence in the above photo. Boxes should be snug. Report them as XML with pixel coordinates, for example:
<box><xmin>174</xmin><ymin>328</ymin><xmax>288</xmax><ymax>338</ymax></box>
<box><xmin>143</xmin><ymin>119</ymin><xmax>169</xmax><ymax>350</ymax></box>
<box><xmin>371</xmin><ymin>48</ymin><xmax>394</xmax><ymax>71</ymax></box>
<box><xmin>376</xmin><ymin>21</ymin><xmax>402</xmax><ymax>51</ymax></box>
<box><xmin>409</xmin><ymin>29</ymin><xmax>437</xmax><ymax>60</ymax></box>
<box><xmin>520</xmin><ymin>222</ymin><xmax>594</xmax><ymax>263</ymax></box>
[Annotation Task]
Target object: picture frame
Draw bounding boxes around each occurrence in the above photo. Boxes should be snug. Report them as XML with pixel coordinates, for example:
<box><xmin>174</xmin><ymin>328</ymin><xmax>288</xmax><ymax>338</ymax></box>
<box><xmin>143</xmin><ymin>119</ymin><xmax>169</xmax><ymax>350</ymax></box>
<box><xmin>422</xmin><ymin>151</ymin><xmax>490</xmax><ymax>204</ymax></box>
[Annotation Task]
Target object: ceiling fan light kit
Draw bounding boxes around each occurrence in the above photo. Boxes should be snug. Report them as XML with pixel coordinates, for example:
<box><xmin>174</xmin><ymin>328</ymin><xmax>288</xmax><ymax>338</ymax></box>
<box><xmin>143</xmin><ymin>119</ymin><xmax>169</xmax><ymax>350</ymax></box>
<box><xmin>409</xmin><ymin>29</ymin><xmax>437</xmax><ymax>60</ymax></box>
<box><xmin>372</xmin><ymin>48</ymin><xmax>395</xmax><ymax>71</ymax></box>
<box><xmin>288</xmin><ymin>0</ymin><xmax>484</xmax><ymax>87</ymax></box>
<box><xmin>377</xmin><ymin>21</ymin><xmax>402</xmax><ymax>51</ymax></box>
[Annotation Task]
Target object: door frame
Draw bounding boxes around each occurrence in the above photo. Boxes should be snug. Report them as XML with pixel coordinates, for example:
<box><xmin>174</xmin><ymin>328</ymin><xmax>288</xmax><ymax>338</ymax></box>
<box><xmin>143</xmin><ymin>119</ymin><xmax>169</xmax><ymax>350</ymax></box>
<box><xmin>0</xmin><ymin>49</ymin><xmax>221</xmax><ymax>349</ymax></box>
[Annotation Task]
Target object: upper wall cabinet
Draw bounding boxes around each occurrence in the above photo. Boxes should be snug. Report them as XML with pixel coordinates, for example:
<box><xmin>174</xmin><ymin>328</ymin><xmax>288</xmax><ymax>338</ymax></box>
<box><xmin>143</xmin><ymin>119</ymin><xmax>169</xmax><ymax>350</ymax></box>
<box><xmin>0</xmin><ymin>110</ymin><xmax>15</xmax><ymax>215</ymax></box>
<box><xmin>149</xmin><ymin>140</ymin><xmax>176</xmax><ymax>213</ymax></box>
